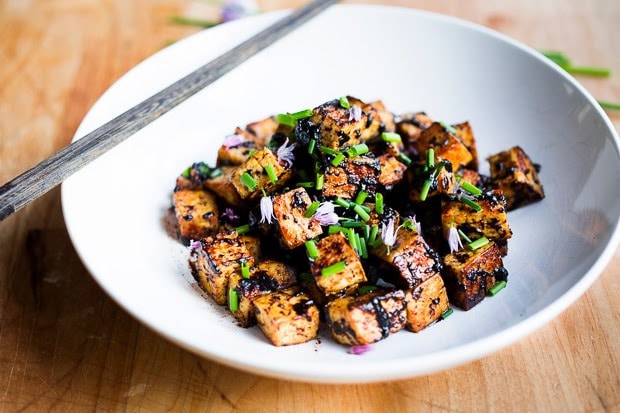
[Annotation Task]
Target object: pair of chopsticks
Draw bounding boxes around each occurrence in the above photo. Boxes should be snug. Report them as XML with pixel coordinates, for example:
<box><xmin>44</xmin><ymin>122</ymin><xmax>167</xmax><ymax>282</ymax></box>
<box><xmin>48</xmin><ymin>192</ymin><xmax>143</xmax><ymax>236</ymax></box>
<box><xmin>0</xmin><ymin>0</ymin><xmax>338</xmax><ymax>222</ymax></box>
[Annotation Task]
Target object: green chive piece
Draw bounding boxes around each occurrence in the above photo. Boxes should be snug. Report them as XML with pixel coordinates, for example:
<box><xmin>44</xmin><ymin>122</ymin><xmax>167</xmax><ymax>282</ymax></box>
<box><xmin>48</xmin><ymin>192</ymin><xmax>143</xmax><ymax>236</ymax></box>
<box><xmin>397</xmin><ymin>152</ymin><xmax>412</xmax><ymax>166</ymax></box>
<box><xmin>359</xmin><ymin>235</ymin><xmax>368</xmax><ymax>259</ymax></box>
<box><xmin>363</xmin><ymin>225</ymin><xmax>371</xmax><ymax>241</ymax></box>
<box><xmin>375</xmin><ymin>192</ymin><xmax>384</xmax><ymax>214</ymax></box>
<box><xmin>598</xmin><ymin>100</ymin><xmax>620</xmax><ymax>111</ymax></box>
<box><xmin>467</xmin><ymin>236</ymin><xmax>490</xmax><ymax>251</ymax></box>
<box><xmin>347</xmin><ymin>143</ymin><xmax>369</xmax><ymax>157</ymax></box>
<box><xmin>315</xmin><ymin>173</ymin><xmax>324</xmax><ymax>190</ymax></box>
<box><xmin>209</xmin><ymin>168</ymin><xmax>223</xmax><ymax>179</ymax></box>
<box><xmin>353</xmin><ymin>204</ymin><xmax>370</xmax><ymax>221</ymax></box>
<box><xmin>264</xmin><ymin>164</ymin><xmax>278</xmax><ymax>184</ymax></box>
<box><xmin>276</xmin><ymin>113</ymin><xmax>295</xmax><ymax>127</ymax></box>
<box><xmin>339</xmin><ymin>96</ymin><xmax>350</xmax><ymax>109</ymax></box>
<box><xmin>427</xmin><ymin>148</ymin><xmax>435</xmax><ymax>169</ymax></box>
<box><xmin>342</xmin><ymin>220</ymin><xmax>365</xmax><ymax>228</ymax></box>
<box><xmin>308</xmin><ymin>139</ymin><xmax>316</xmax><ymax>154</ymax></box>
<box><xmin>441</xmin><ymin>307</ymin><xmax>453</xmax><ymax>320</ymax></box>
<box><xmin>304</xmin><ymin>201</ymin><xmax>320</xmax><ymax>218</ymax></box>
<box><xmin>357</xmin><ymin>285</ymin><xmax>377</xmax><ymax>294</ymax></box>
<box><xmin>419</xmin><ymin>179</ymin><xmax>432</xmax><ymax>201</ymax></box>
<box><xmin>355</xmin><ymin>191</ymin><xmax>368</xmax><ymax>205</ymax></box>
<box><xmin>305</xmin><ymin>240</ymin><xmax>320</xmax><ymax>259</ymax></box>
<box><xmin>328</xmin><ymin>225</ymin><xmax>346</xmax><ymax>235</ymax></box>
<box><xmin>291</xmin><ymin>108</ymin><xmax>313</xmax><ymax>120</ymax></box>
<box><xmin>565</xmin><ymin>65</ymin><xmax>611</xmax><ymax>77</ymax></box>
<box><xmin>332</xmin><ymin>152</ymin><xmax>346</xmax><ymax>167</ymax></box>
<box><xmin>488</xmin><ymin>280</ymin><xmax>507</xmax><ymax>296</ymax></box>
<box><xmin>541</xmin><ymin>51</ymin><xmax>571</xmax><ymax>66</ymax></box>
<box><xmin>296</xmin><ymin>181</ymin><xmax>314</xmax><ymax>188</ymax></box>
<box><xmin>335</xmin><ymin>198</ymin><xmax>351</xmax><ymax>209</ymax></box>
<box><xmin>348</xmin><ymin>228</ymin><xmax>359</xmax><ymax>253</ymax></box>
<box><xmin>461</xmin><ymin>197</ymin><xmax>482</xmax><ymax>212</ymax></box>
<box><xmin>319</xmin><ymin>145</ymin><xmax>338</xmax><ymax>155</ymax></box>
<box><xmin>321</xmin><ymin>261</ymin><xmax>346</xmax><ymax>277</ymax></box>
<box><xmin>241</xmin><ymin>261</ymin><xmax>250</xmax><ymax>279</ymax></box>
<box><xmin>247</xmin><ymin>148</ymin><xmax>257</xmax><ymax>157</ymax></box>
<box><xmin>461</xmin><ymin>181</ymin><xmax>482</xmax><ymax>196</ymax></box>
<box><xmin>439</xmin><ymin>120</ymin><xmax>457</xmax><ymax>134</ymax></box>
<box><xmin>228</xmin><ymin>288</ymin><xmax>239</xmax><ymax>312</ymax></box>
<box><xmin>369</xmin><ymin>225</ymin><xmax>379</xmax><ymax>245</ymax></box>
<box><xmin>181</xmin><ymin>166</ymin><xmax>191</xmax><ymax>178</ymax></box>
<box><xmin>240</xmin><ymin>172</ymin><xmax>257</xmax><ymax>191</ymax></box>
<box><xmin>235</xmin><ymin>224</ymin><xmax>250</xmax><ymax>235</ymax></box>
<box><xmin>457</xmin><ymin>228</ymin><xmax>472</xmax><ymax>244</ymax></box>
<box><xmin>381</xmin><ymin>131</ymin><xmax>402</xmax><ymax>143</ymax></box>
<box><xmin>169</xmin><ymin>15</ymin><xmax>218</xmax><ymax>28</ymax></box>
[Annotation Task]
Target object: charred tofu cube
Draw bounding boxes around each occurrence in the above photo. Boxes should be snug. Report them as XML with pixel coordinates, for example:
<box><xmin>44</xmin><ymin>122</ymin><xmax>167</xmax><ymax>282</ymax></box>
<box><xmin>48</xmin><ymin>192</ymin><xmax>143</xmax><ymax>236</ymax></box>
<box><xmin>372</xmin><ymin>227</ymin><xmax>442</xmax><ymax>289</ymax></box>
<box><xmin>442</xmin><ymin>241</ymin><xmax>507</xmax><ymax>310</ymax></box>
<box><xmin>323</xmin><ymin>156</ymin><xmax>380</xmax><ymax>199</ymax></box>
<box><xmin>174</xmin><ymin>162</ymin><xmax>220</xmax><ymax>191</ymax></box>
<box><xmin>190</xmin><ymin>230</ymin><xmax>255</xmax><ymax>305</ymax></box>
<box><xmin>325</xmin><ymin>288</ymin><xmax>407</xmax><ymax>346</ymax></box>
<box><xmin>415</xmin><ymin>122</ymin><xmax>473</xmax><ymax>169</ymax></box>
<box><xmin>239</xmin><ymin>234</ymin><xmax>262</xmax><ymax>261</ymax></box>
<box><xmin>396</xmin><ymin>112</ymin><xmax>434</xmax><ymax>147</ymax></box>
<box><xmin>231</xmin><ymin>148</ymin><xmax>294</xmax><ymax>201</ymax></box>
<box><xmin>228</xmin><ymin>260</ymin><xmax>297</xmax><ymax>327</ymax></box>
<box><xmin>441</xmin><ymin>190</ymin><xmax>512</xmax><ymax>244</ymax></box>
<box><xmin>310</xmin><ymin>233</ymin><xmax>367</xmax><ymax>295</ymax></box>
<box><xmin>452</xmin><ymin>121</ymin><xmax>479</xmax><ymax>170</ymax></box>
<box><xmin>310</xmin><ymin>98</ymin><xmax>369</xmax><ymax>150</ymax></box>
<box><xmin>253</xmin><ymin>288</ymin><xmax>320</xmax><ymax>346</ymax></box>
<box><xmin>245</xmin><ymin>116</ymin><xmax>279</xmax><ymax>145</ymax></box>
<box><xmin>377</xmin><ymin>154</ymin><xmax>408</xmax><ymax>189</ymax></box>
<box><xmin>405</xmin><ymin>273</ymin><xmax>449</xmax><ymax>332</ymax></box>
<box><xmin>203</xmin><ymin>166</ymin><xmax>244</xmax><ymax>208</ymax></box>
<box><xmin>347</xmin><ymin>97</ymin><xmax>396</xmax><ymax>141</ymax></box>
<box><xmin>217</xmin><ymin>128</ymin><xmax>264</xmax><ymax>167</ymax></box>
<box><xmin>173</xmin><ymin>188</ymin><xmax>219</xmax><ymax>241</ymax></box>
<box><xmin>271</xmin><ymin>188</ymin><xmax>323</xmax><ymax>249</ymax></box>
<box><xmin>488</xmin><ymin>146</ymin><xmax>545</xmax><ymax>210</ymax></box>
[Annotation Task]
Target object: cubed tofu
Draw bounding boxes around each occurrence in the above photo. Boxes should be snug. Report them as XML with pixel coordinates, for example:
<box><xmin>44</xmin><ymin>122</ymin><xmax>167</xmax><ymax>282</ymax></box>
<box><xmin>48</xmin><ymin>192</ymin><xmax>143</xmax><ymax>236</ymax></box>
<box><xmin>231</xmin><ymin>148</ymin><xmax>294</xmax><ymax>200</ymax></box>
<box><xmin>190</xmin><ymin>230</ymin><xmax>255</xmax><ymax>305</ymax></box>
<box><xmin>457</xmin><ymin>168</ymin><xmax>483</xmax><ymax>188</ymax></box>
<box><xmin>245</xmin><ymin>116</ymin><xmax>279</xmax><ymax>145</ymax></box>
<box><xmin>487</xmin><ymin>146</ymin><xmax>545</xmax><ymax>210</ymax></box>
<box><xmin>414</xmin><ymin>122</ymin><xmax>473</xmax><ymax>169</ymax></box>
<box><xmin>173</xmin><ymin>188</ymin><xmax>219</xmax><ymax>241</ymax></box>
<box><xmin>271</xmin><ymin>188</ymin><xmax>323</xmax><ymax>249</ymax></box>
<box><xmin>203</xmin><ymin>166</ymin><xmax>245</xmax><ymax>208</ymax></box>
<box><xmin>325</xmin><ymin>288</ymin><xmax>407</xmax><ymax>346</ymax></box>
<box><xmin>452</xmin><ymin>121</ymin><xmax>479</xmax><ymax>170</ymax></box>
<box><xmin>174</xmin><ymin>162</ymin><xmax>220</xmax><ymax>191</ymax></box>
<box><xmin>322</xmin><ymin>156</ymin><xmax>380</xmax><ymax>199</ymax></box>
<box><xmin>405</xmin><ymin>273</ymin><xmax>449</xmax><ymax>332</ymax></box>
<box><xmin>441</xmin><ymin>190</ymin><xmax>512</xmax><ymax>244</ymax></box>
<box><xmin>377</xmin><ymin>154</ymin><xmax>408</xmax><ymax>189</ymax></box>
<box><xmin>253</xmin><ymin>288</ymin><xmax>320</xmax><ymax>346</ymax></box>
<box><xmin>217</xmin><ymin>127</ymin><xmax>264</xmax><ymax>167</ymax></box>
<box><xmin>298</xmin><ymin>272</ymin><xmax>357</xmax><ymax>307</ymax></box>
<box><xmin>310</xmin><ymin>99</ymin><xmax>369</xmax><ymax>150</ymax></box>
<box><xmin>442</xmin><ymin>241</ymin><xmax>507</xmax><ymax>310</ymax></box>
<box><xmin>310</xmin><ymin>233</ymin><xmax>367</xmax><ymax>295</ymax></box>
<box><xmin>347</xmin><ymin>97</ymin><xmax>396</xmax><ymax>141</ymax></box>
<box><xmin>408</xmin><ymin>160</ymin><xmax>457</xmax><ymax>202</ymax></box>
<box><xmin>372</xmin><ymin>227</ymin><xmax>442</xmax><ymax>289</ymax></box>
<box><xmin>239</xmin><ymin>234</ymin><xmax>262</xmax><ymax>261</ymax></box>
<box><xmin>396</xmin><ymin>112</ymin><xmax>434</xmax><ymax>147</ymax></box>
<box><xmin>228</xmin><ymin>260</ymin><xmax>297</xmax><ymax>327</ymax></box>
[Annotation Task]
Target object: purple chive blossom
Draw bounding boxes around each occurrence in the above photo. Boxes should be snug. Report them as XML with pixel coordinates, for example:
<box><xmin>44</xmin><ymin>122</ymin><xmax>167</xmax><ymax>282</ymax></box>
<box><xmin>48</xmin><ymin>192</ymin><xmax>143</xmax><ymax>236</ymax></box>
<box><xmin>446</xmin><ymin>225</ymin><xmax>463</xmax><ymax>253</ymax></box>
<box><xmin>189</xmin><ymin>239</ymin><xmax>202</xmax><ymax>251</ymax></box>
<box><xmin>222</xmin><ymin>134</ymin><xmax>245</xmax><ymax>148</ymax></box>
<box><xmin>220</xmin><ymin>0</ymin><xmax>257</xmax><ymax>22</ymax></box>
<box><xmin>381</xmin><ymin>218</ymin><xmax>398</xmax><ymax>248</ymax></box>
<box><xmin>222</xmin><ymin>207</ymin><xmax>240</xmax><ymax>222</ymax></box>
<box><xmin>312</xmin><ymin>202</ymin><xmax>339</xmax><ymax>226</ymax></box>
<box><xmin>259</xmin><ymin>196</ymin><xmax>275</xmax><ymax>224</ymax></box>
<box><xmin>348</xmin><ymin>105</ymin><xmax>362</xmax><ymax>122</ymax></box>
<box><xmin>276</xmin><ymin>138</ymin><xmax>295</xmax><ymax>168</ymax></box>
<box><xmin>349</xmin><ymin>344</ymin><xmax>373</xmax><ymax>355</ymax></box>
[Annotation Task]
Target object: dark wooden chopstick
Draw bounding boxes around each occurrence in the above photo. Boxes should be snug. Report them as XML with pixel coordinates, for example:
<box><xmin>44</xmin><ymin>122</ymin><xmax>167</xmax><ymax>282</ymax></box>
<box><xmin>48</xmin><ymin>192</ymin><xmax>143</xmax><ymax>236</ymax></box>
<box><xmin>0</xmin><ymin>0</ymin><xmax>338</xmax><ymax>222</ymax></box>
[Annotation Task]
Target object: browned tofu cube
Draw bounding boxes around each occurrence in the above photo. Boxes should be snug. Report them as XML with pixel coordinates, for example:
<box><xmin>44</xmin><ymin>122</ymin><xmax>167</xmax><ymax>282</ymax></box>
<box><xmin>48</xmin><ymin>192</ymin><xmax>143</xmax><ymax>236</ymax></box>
<box><xmin>414</xmin><ymin>122</ymin><xmax>473</xmax><ymax>169</ymax></box>
<box><xmin>441</xmin><ymin>190</ymin><xmax>513</xmax><ymax>244</ymax></box>
<box><xmin>347</xmin><ymin>97</ymin><xmax>396</xmax><ymax>141</ymax></box>
<box><xmin>228</xmin><ymin>260</ymin><xmax>297</xmax><ymax>327</ymax></box>
<box><xmin>488</xmin><ymin>146</ymin><xmax>545</xmax><ymax>210</ymax></box>
<box><xmin>245</xmin><ymin>116</ymin><xmax>279</xmax><ymax>145</ymax></box>
<box><xmin>217</xmin><ymin>127</ymin><xmax>264</xmax><ymax>167</ymax></box>
<box><xmin>372</xmin><ymin>227</ymin><xmax>442</xmax><ymax>289</ymax></box>
<box><xmin>405</xmin><ymin>273</ymin><xmax>449</xmax><ymax>332</ymax></box>
<box><xmin>452</xmin><ymin>121</ymin><xmax>479</xmax><ymax>170</ymax></box>
<box><xmin>408</xmin><ymin>160</ymin><xmax>457</xmax><ymax>202</ymax></box>
<box><xmin>377</xmin><ymin>154</ymin><xmax>407</xmax><ymax>189</ymax></box>
<box><xmin>310</xmin><ymin>233</ymin><xmax>367</xmax><ymax>295</ymax></box>
<box><xmin>271</xmin><ymin>188</ymin><xmax>323</xmax><ymax>249</ymax></box>
<box><xmin>442</xmin><ymin>241</ymin><xmax>507</xmax><ymax>310</ymax></box>
<box><xmin>203</xmin><ymin>166</ymin><xmax>244</xmax><ymax>208</ymax></box>
<box><xmin>239</xmin><ymin>234</ymin><xmax>262</xmax><ymax>261</ymax></box>
<box><xmin>253</xmin><ymin>288</ymin><xmax>320</xmax><ymax>346</ymax></box>
<box><xmin>174</xmin><ymin>162</ymin><xmax>221</xmax><ymax>191</ymax></box>
<box><xmin>325</xmin><ymin>288</ymin><xmax>407</xmax><ymax>346</ymax></box>
<box><xmin>231</xmin><ymin>148</ymin><xmax>294</xmax><ymax>200</ymax></box>
<box><xmin>190</xmin><ymin>230</ymin><xmax>255</xmax><ymax>305</ymax></box>
<box><xmin>173</xmin><ymin>188</ymin><xmax>219</xmax><ymax>241</ymax></box>
<box><xmin>323</xmin><ymin>156</ymin><xmax>380</xmax><ymax>199</ymax></box>
<box><xmin>396</xmin><ymin>112</ymin><xmax>434</xmax><ymax>147</ymax></box>
<box><xmin>310</xmin><ymin>99</ymin><xmax>369</xmax><ymax>150</ymax></box>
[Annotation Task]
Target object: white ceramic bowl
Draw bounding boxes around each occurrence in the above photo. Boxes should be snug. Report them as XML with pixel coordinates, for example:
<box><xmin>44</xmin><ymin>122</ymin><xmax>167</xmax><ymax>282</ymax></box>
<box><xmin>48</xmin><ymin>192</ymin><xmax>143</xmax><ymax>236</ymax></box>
<box><xmin>62</xmin><ymin>5</ymin><xmax>620</xmax><ymax>383</ymax></box>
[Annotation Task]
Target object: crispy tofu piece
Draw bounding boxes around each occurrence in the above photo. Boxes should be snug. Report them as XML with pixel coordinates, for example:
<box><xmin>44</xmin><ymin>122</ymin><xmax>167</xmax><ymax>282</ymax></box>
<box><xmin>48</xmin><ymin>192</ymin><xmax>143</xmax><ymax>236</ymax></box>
<box><xmin>441</xmin><ymin>190</ymin><xmax>513</xmax><ymax>243</ymax></box>
<box><xmin>253</xmin><ymin>288</ymin><xmax>320</xmax><ymax>346</ymax></box>
<box><xmin>228</xmin><ymin>260</ymin><xmax>297</xmax><ymax>327</ymax></box>
<box><xmin>310</xmin><ymin>233</ymin><xmax>367</xmax><ymax>295</ymax></box>
<box><xmin>190</xmin><ymin>230</ymin><xmax>255</xmax><ymax>305</ymax></box>
<box><xmin>347</xmin><ymin>97</ymin><xmax>396</xmax><ymax>141</ymax></box>
<box><xmin>405</xmin><ymin>273</ymin><xmax>449</xmax><ymax>332</ymax></box>
<box><xmin>245</xmin><ymin>116</ymin><xmax>279</xmax><ymax>145</ymax></box>
<box><xmin>488</xmin><ymin>146</ymin><xmax>545</xmax><ymax>210</ymax></box>
<box><xmin>453</xmin><ymin>121</ymin><xmax>479</xmax><ymax>170</ymax></box>
<box><xmin>174</xmin><ymin>162</ymin><xmax>220</xmax><ymax>191</ymax></box>
<box><xmin>173</xmin><ymin>188</ymin><xmax>219</xmax><ymax>241</ymax></box>
<box><xmin>396</xmin><ymin>112</ymin><xmax>434</xmax><ymax>147</ymax></box>
<box><xmin>325</xmin><ymin>288</ymin><xmax>407</xmax><ymax>346</ymax></box>
<box><xmin>457</xmin><ymin>168</ymin><xmax>483</xmax><ymax>188</ymax></box>
<box><xmin>310</xmin><ymin>99</ymin><xmax>369</xmax><ymax>150</ymax></box>
<box><xmin>442</xmin><ymin>241</ymin><xmax>507</xmax><ymax>310</ymax></box>
<box><xmin>408</xmin><ymin>160</ymin><xmax>457</xmax><ymax>202</ymax></box>
<box><xmin>239</xmin><ymin>234</ymin><xmax>262</xmax><ymax>261</ymax></box>
<box><xmin>231</xmin><ymin>148</ymin><xmax>294</xmax><ymax>201</ymax></box>
<box><xmin>203</xmin><ymin>166</ymin><xmax>245</xmax><ymax>208</ymax></box>
<box><xmin>298</xmin><ymin>273</ymin><xmax>357</xmax><ymax>307</ymax></box>
<box><xmin>217</xmin><ymin>127</ymin><xmax>264</xmax><ymax>167</ymax></box>
<box><xmin>323</xmin><ymin>156</ymin><xmax>380</xmax><ymax>199</ymax></box>
<box><xmin>377</xmin><ymin>154</ymin><xmax>408</xmax><ymax>188</ymax></box>
<box><xmin>414</xmin><ymin>122</ymin><xmax>473</xmax><ymax>169</ymax></box>
<box><xmin>372</xmin><ymin>227</ymin><xmax>442</xmax><ymax>289</ymax></box>
<box><xmin>270</xmin><ymin>188</ymin><xmax>323</xmax><ymax>249</ymax></box>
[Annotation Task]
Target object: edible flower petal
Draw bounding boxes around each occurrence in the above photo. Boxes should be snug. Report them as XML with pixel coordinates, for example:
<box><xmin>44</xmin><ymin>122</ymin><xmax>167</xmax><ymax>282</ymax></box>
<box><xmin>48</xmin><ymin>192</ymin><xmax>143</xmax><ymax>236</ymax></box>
<box><xmin>312</xmin><ymin>202</ymin><xmax>339</xmax><ymax>226</ymax></box>
<box><xmin>348</xmin><ymin>105</ymin><xmax>362</xmax><ymax>122</ymax></box>
<box><xmin>259</xmin><ymin>196</ymin><xmax>275</xmax><ymax>224</ymax></box>
<box><xmin>222</xmin><ymin>207</ymin><xmax>240</xmax><ymax>223</ymax></box>
<box><xmin>222</xmin><ymin>134</ymin><xmax>245</xmax><ymax>148</ymax></box>
<box><xmin>446</xmin><ymin>225</ymin><xmax>463</xmax><ymax>253</ymax></box>
<box><xmin>381</xmin><ymin>218</ymin><xmax>398</xmax><ymax>247</ymax></box>
<box><xmin>220</xmin><ymin>0</ymin><xmax>258</xmax><ymax>22</ymax></box>
<box><xmin>277</xmin><ymin>138</ymin><xmax>295</xmax><ymax>167</ymax></box>
<box><xmin>349</xmin><ymin>344</ymin><xmax>373</xmax><ymax>355</ymax></box>
<box><xmin>189</xmin><ymin>239</ymin><xmax>202</xmax><ymax>251</ymax></box>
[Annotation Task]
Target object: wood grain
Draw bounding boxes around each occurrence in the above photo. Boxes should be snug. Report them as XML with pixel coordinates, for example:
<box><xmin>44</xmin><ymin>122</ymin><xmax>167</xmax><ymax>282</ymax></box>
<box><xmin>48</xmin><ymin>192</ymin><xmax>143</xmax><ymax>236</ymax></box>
<box><xmin>1</xmin><ymin>0</ymin><xmax>619</xmax><ymax>411</ymax></box>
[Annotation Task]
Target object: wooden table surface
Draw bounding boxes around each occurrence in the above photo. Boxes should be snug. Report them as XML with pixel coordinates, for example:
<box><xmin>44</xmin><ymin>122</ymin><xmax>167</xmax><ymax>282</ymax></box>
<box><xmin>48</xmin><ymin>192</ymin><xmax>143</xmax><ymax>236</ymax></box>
<box><xmin>1</xmin><ymin>0</ymin><xmax>619</xmax><ymax>411</ymax></box>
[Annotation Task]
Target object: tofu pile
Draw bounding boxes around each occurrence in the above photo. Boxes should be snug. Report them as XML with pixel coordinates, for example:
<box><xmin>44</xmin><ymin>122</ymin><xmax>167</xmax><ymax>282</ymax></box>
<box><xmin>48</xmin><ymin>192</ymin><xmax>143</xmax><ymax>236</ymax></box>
<box><xmin>172</xmin><ymin>96</ymin><xmax>545</xmax><ymax>348</ymax></box>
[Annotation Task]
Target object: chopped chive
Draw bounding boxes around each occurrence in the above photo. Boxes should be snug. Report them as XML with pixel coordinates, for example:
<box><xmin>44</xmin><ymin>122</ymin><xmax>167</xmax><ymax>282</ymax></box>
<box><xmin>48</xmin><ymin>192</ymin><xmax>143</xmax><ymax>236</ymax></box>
<box><xmin>248</xmin><ymin>148</ymin><xmax>257</xmax><ymax>157</ymax></box>
<box><xmin>321</xmin><ymin>261</ymin><xmax>346</xmax><ymax>277</ymax></box>
<box><xmin>331</xmin><ymin>152</ymin><xmax>346</xmax><ymax>166</ymax></box>
<box><xmin>598</xmin><ymin>100</ymin><xmax>620</xmax><ymax>111</ymax></box>
<box><xmin>348</xmin><ymin>228</ymin><xmax>358</xmax><ymax>253</ymax></box>
<box><xmin>276</xmin><ymin>113</ymin><xmax>295</xmax><ymax>127</ymax></box>
<box><xmin>357</xmin><ymin>285</ymin><xmax>377</xmax><ymax>294</ymax></box>
<box><xmin>335</xmin><ymin>197</ymin><xmax>351</xmax><ymax>209</ymax></box>
<box><xmin>307</xmin><ymin>139</ymin><xmax>316</xmax><ymax>154</ymax></box>
<box><xmin>541</xmin><ymin>51</ymin><xmax>571</xmax><ymax>66</ymax></box>
<box><xmin>362</xmin><ymin>225</ymin><xmax>371</xmax><ymax>241</ymax></box>
<box><xmin>439</xmin><ymin>120</ymin><xmax>457</xmax><ymax>134</ymax></box>
<box><xmin>397</xmin><ymin>152</ymin><xmax>412</xmax><ymax>166</ymax></box>
<box><xmin>461</xmin><ymin>197</ymin><xmax>482</xmax><ymax>212</ymax></box>
<box><xmin>342</xmin><ymin>220</ymin><xmax>365</xmax><ymax>228</ymax></box>
<box><xmin>328</xmin><ymin>225</ymin><xmax>346</xmax><ymax>234</ymax></box>
<box><xmin>401</xmin><ymin>219</ymin><xmax>415</xmax><ymax>231</ymax></box>
<box><xmin>457</xmin><ymin>228</ymin><xmax>472</xmax><ymax>244</ymax></box>
<box><xmin>240</xmin><ymin>172</ymin><xmax>257</xmax><ymax>191</ymax></box>
<box><xmin>467</xmin><ymin>236</ymin><xmax>489</xmax><ymax>251</ymax></box>
<box><xmin>355</xmin><ymin>191</ymin><xmax>368</xmax><ymax>205</ymax></box>
<box><xmin>369</xmin><ymin>225</ymin><xmax>379</xmax><ymax>246</ymax></box>
<box><xmin>241</xmin><ymin>261</ymin><xmax>250</xmax><ymax>278</ymax></box>
<box><xmin>319</xmin><ymin>145</ymin><xmax>339</xmax><ymax>155</ymax></box>
<box><xmin>235</xmin><ymin>224</ymin><xmax>250</xmax><ymax>235</ymax></box>
<box><xmin>304</xmin><ymin>201</ymin><xmax>320</xmax><ymax>218</ymax></box>
<box><xmin>291</xmin><ymin>108</ymin><xmax>313</xmax><ymax>120</ymax></box>
<box><xmin>460</xmin><ymin>181</ymin><xmax>482</xmax><ymax>196</ymax></box>
<box><xmin>426</xmin><ymin>148</ymin><xmax>435</xmax><ymax>169</ymax></box>
<box><xmin>169</xmin><ymin>15</ymin><xmax>218</xmax><ymax>28</ymax></box>
<box><xmin>264</xmin><ymin>164</ymin><xmax>278</xmax><ymax>184</ymax></box>
<box><xmin>565</xmin><ymin>65</ymin><xmax>611</xmax><ymax>77</ymax></box>
<box><xmin>375</xmin><ymin>192</ymin><xmax>384</xmax><ymax>214</ymax></box>
<box><xmin>370</xmin><ymin>238</ymin><xmax>383</xmax><ymax>249</ymax></box>
<box><xmin>381</xmin><ymin>131</ymin><xmax>402</xmax><ymax>143</ymax></box>
<box><xmin>419</xmin><ymin>179</ymin><xmax>432</xmax><ymax>201</ymax></box>
<box><xmin>228</xmin><ymin>288</ymin><xmax>239</xmax><ymax>312</ymax></box>
<box><xmin>353</xmin><ymin>204</ymin><xmax>370</xmax><ymax>221</ymax></box>
<box><xmin>489</xmin><ymin>280</ymin><xmax>507</xmax><ymax>296</ymax></box>
<box><xmin>315</xmin><ymin>173</ymin><xmax>324</xmax><ymax>190</ymax></box>
<box><xmin>296</xmin><ymin>181</ymin><xmax>314</xmax><ymax>188</ymax></box>
<box><xmin>441</xmin><ymin>307</ymin><xmax>453</xmax><ymax>320</ymax></box>
<box><xmin>305</xmin><ymin>240</ymin><xmax>320</xmax><ymax>259</ymax></box>
<box><xmin>339</xmin><ymin>96</ymin><xmax>350</xmax><ymax>109</ymax></box>
<box><xmin>209</xmin><ymin>168</ymin><xmax>223</xmax><ymax>179</ymax></box>
<box><xmin>181</xmin><ymin>166</ymin><xmax>191</xmax><ymax>178</ymax></box>
<box><xmin>358</xmin><ymin>235</ymin><xmax>368</xmax><ymax>259</ymax></box>
<box><xmin>346</xmin><ymin>143</ymin><xmax>369</xmax><ymax>157</ymax></box>
<box><xmin>359</xmin><ymin>205</ymin><xmax>371</xmax><ymax>213</ymax></box>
